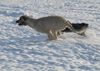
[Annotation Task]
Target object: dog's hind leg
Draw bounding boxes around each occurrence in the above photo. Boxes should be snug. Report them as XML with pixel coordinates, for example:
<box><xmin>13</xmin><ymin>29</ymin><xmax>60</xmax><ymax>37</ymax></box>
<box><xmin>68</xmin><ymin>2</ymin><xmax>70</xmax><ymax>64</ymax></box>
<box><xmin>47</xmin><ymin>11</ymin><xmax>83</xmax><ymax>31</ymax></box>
<box><xmin>57</xmin><ymin>30</ymin><xmax>63</xmax><ymax>36</ymax></box>
<box><xmin>47</xmin><ymin>30</ymin><xmax>57</xmax><ymax>40</ymax></box>
<box><xmin>52</xmin><ymin>30</ymin><xmax>58</xmax><ymax>39</ymax></box>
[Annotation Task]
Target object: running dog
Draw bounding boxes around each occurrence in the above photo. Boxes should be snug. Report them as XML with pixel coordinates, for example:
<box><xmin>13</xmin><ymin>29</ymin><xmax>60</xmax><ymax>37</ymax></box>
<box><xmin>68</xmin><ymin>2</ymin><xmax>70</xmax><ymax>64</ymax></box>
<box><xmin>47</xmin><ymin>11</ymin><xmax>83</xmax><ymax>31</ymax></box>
<box><xmin>16</xmin><ymin>15</ymin><xmax>76</xmax><ymax>40</ymax></box>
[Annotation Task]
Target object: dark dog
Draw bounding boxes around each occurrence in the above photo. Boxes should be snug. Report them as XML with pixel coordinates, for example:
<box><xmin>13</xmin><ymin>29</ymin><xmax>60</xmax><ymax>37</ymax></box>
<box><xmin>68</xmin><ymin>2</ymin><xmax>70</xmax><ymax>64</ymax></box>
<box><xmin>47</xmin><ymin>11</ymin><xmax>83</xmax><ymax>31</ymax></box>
<box><xmin>62</xmin><ymin>23</ymin><xmax>89</xmax><ymax>36</ymax></box>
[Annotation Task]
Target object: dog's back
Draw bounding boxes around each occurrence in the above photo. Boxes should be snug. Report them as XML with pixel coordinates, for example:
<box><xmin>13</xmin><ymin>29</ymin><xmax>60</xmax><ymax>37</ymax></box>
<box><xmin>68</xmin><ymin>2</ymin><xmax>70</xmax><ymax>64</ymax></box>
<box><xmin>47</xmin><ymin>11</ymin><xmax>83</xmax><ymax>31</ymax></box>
<box><xmin>16</xmin><ymin>15</ymin><xmax>78</xmax><ymax>40</ymax></box>
<box><xmin>35</xmin><ymin>16</ymin><xmax>72</xmax><ymax>33</ymax></box>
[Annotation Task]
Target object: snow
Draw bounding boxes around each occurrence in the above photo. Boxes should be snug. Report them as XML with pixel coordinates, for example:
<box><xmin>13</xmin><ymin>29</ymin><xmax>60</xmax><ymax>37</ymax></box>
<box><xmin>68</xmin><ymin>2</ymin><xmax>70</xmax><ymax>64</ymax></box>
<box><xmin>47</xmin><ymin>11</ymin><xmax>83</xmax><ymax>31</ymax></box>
<box><xmin>0</xmin><ymin>0</ymin><xmax>100</xmax><ymax>71</ymax></box>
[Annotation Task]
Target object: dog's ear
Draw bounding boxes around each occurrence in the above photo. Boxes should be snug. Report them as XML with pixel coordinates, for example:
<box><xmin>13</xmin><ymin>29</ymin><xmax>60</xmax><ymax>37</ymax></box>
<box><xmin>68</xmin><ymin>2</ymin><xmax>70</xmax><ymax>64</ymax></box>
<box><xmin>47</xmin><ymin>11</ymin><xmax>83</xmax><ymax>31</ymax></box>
<box><xmin>21</xmin><ymin>16</ymin><xmax>28</xmax><ymax>21</ymax></box>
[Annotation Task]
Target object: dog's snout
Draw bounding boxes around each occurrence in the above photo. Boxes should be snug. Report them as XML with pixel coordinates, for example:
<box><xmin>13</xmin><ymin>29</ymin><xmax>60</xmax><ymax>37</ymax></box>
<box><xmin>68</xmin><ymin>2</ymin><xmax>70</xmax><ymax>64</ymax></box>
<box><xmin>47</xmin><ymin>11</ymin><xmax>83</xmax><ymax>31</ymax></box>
<box><xmin>16</xmin><ymin>20</ymin><xmax>19</xmax><ymax>23</ymax></box>
<box><xmin>83</xmin><ymin>24</ymin><xmax>88</xmax><ymax>27</ymax></box>
<box><xmin>86</xmin><ymin>24</ymin><xmax>88</xmax><ymax>26</ymax></box>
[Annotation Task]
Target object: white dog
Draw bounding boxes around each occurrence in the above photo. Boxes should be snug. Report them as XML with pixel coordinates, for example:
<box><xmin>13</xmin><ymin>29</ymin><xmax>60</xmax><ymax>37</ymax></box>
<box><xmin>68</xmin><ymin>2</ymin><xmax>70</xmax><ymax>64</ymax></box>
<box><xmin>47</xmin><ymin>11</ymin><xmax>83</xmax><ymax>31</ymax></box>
<box><xmin>16</xmin><ymin>15</ymin><xmax>76</xmax><ymax>40</ymax></box>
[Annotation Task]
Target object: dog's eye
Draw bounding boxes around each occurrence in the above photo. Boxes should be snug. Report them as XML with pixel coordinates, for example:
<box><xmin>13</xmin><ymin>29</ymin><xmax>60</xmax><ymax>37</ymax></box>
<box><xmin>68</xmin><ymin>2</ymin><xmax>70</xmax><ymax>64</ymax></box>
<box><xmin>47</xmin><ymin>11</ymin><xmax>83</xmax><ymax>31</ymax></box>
<box><xmin>22</xmin><ymin>16</ymin><xmax>27</xmax><ymax>21</ymax></box>
<box><xmin>20</xmin><ymin>18</ymin><xmax>25</xmax><ymax>21</ymax></box>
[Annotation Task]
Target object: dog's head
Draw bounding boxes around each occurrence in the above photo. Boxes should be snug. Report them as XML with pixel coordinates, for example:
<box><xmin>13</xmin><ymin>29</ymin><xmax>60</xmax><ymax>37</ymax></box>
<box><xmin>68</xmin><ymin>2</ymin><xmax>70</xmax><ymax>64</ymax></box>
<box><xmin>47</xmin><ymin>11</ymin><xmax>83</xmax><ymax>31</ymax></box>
<box><xmin>16</xmin><ymin>15</ymin><xmax>29</xmax><ymax>26</ymax></box>
<box><xmin>71</xmin><ymin>23</ymin><xmax>88</xmax><ymax>30</ymax></box>
<box><xmin>82</xmin><ymin>23</ymin><xmax>88</xmax><ymax>27</ymax></box>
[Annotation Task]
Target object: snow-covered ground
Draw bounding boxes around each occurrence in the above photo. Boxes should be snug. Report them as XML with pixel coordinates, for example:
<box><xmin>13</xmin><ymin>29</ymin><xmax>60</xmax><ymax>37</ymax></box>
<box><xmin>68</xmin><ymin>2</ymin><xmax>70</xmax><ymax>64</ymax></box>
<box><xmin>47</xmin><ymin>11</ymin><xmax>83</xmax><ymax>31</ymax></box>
<box><xmin>0</xmin><ymin>0</ymin><xmax>100</xmax><ymax>71</ymax></box>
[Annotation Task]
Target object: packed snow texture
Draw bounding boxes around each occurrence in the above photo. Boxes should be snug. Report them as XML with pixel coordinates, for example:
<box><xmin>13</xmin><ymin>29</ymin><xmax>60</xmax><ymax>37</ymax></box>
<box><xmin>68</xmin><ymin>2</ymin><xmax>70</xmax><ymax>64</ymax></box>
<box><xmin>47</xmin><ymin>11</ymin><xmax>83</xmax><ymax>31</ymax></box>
<box><xmin>0</xmin><ymin>0</ymin><xmax>100</xmax><ymax>71</ymax></box>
